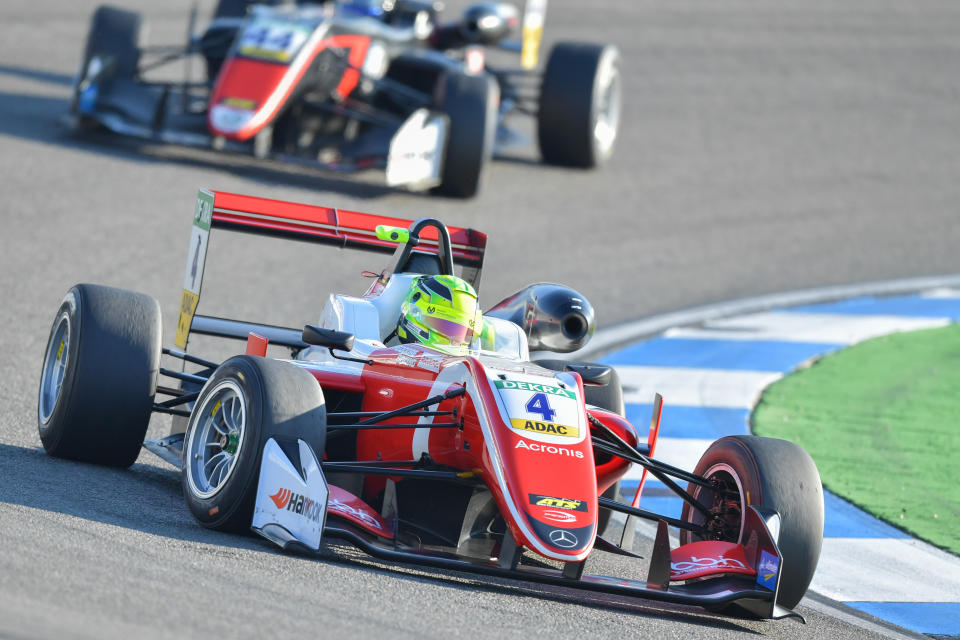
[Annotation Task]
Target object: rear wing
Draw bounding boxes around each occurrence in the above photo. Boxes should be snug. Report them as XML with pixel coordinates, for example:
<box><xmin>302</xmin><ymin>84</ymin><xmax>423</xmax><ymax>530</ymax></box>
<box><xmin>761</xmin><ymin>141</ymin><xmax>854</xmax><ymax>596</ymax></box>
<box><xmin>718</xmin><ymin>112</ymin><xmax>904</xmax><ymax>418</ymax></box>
<box><xmin>175</xmin><ymin>189</ymin><xmax>487</xmax><ymax>349</ymax></box>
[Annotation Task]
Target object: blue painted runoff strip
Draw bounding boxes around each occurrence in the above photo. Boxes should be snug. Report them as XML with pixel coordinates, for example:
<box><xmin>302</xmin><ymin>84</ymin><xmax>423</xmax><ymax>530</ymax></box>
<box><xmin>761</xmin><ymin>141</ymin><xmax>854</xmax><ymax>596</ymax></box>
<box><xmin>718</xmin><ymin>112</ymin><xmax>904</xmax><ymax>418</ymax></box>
<box><xmin>625</xmin><ymin>404</ymin><xmax>750</xmax><ymax>440</ymax></box>
<box><xmin>843</xmin><ymin>601</ymin><xmax>960</xmax><ymax>635</ymax></box>
<box><xmin>793</xmin><ymin>294</ymin><xmax>960</xmax><ymax>319</ymax></box>
<box><xmin>823</xmin><ymin>491</ymin><xmax>910</xmax><ymax>539</ymax></box>
<box><xmin>602</xmin><ymin>337</ymin><xmax>842</xmax><ymax>371</ymax></box>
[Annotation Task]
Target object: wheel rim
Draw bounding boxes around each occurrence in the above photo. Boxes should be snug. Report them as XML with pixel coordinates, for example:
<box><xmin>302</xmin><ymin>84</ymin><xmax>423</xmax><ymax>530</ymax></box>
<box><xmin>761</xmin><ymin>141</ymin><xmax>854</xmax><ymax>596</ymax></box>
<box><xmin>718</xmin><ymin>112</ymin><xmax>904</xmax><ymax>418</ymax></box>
<box><xmin>39</xmin><ymin>312</ymin><xmax>71</xmax><ymax>423</ymax></box>
<box><xmin>186</xmin><ymin>380</ymin><xmax>247</xmax><ymax>499</ymax></box>
<box><xmin>688</xmin><ymin>462</ymin><xmax>747</xmax><ymax>543</ymax></box>
<box><xmin>593</xmin><ymin>57</ymin><xmax>621</xmax><ymax>159</ymax></box>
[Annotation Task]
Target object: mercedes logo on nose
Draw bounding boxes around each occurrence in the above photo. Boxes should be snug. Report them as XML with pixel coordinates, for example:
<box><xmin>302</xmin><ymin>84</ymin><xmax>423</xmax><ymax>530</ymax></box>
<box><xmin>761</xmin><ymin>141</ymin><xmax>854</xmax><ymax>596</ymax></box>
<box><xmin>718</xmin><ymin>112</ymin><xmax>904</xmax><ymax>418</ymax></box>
<box><xmin>548</xmin><ymin>528</ymin><xmax>579</xmax><ymax>549</ymax></box>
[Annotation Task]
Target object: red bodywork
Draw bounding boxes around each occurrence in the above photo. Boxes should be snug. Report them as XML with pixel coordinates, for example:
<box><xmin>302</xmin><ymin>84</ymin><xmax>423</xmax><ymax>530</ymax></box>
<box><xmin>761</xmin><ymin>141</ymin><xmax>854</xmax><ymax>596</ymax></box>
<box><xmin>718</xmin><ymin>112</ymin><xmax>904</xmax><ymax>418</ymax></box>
<box><xmin>208</xmin><ymin>28</ymin><xmax>371</xmax><ymax>141</ymax></box>
<box><xmin>297</xmin><ymin>348</ymin><xmax>634</xmax><ymax>563</ymax></box>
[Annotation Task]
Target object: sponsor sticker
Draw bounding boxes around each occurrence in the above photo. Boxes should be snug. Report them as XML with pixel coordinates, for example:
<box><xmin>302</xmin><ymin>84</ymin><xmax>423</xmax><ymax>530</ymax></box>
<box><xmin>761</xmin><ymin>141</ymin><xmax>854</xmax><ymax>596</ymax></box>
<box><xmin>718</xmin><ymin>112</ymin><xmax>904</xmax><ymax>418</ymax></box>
<box><xmin>671</xmin><ymin>555</ymin><xmax>750</xmax><ymax>579</ymax></box>
<box><xmin>417</xmin><ymin>355</ymin><xmax>442</xmax><ymax>373</ymax></box>
<box><xmin>756</xmin><ymin>550</ymin><xmax>780</xmax><ymax>591</ymax></box>
<box><xmin>221</xmin><ymin>97</ymin><xmax>256</xmax><ymax>110</ymax></box>
<box><xmin>238</xmin><ymin>19</ymin><xmax>311</xmax><ymax>63</ymax></box>
<box><xmin>548</xmin><ymin>529</ymin><xmax>579</xmax><ymax>549</ymax></box>
<box><xmin>394</xmin><ymin>344</ymin><xmax>421</xmax><ymax>356</ymax></box>
<box><xmin>510</xmin><ymin>418</ymin><xmax>578</xmax><ymax>438</ymax></box>
<box><xmin>328</xmin><ymin>497</ymin><xmax>382</xmax><ymax>530</ymax></box>
<box><xmin>515</xmin><ymin>440</ymin><xmax>584</xmax><ymax>458</ymax></box>
<box><xmin>542</xmin><ymin>510</ymin><xmax>577</xmax><ymax>523</ymax></box>
<box><xmin>269</xmin><ymin>487</ymin><xmax>324</xmax><ymax>524</ymax></box>
<box><xmin>529</xmin><ymin>494</ymin><xmax>587</xmax><ymax>512</ymax></box>
<box><xmin>495</xmin><ymin>379</ymin><xmax>576</xmax><ymax>399</ymax></box>
<box><xmin>494</xmin><ymin>374</ymin><xmax>584</xmax><ymax>444</ymax></box>
<box><xmin>176</xmin><ymin>190</ymin><xmax>213</xmax><ymax>348</ymax></box>
<box><xmin>175</xmin><ymin>289</ymin><xmax>199</xmax><ymax>349</ymax></box>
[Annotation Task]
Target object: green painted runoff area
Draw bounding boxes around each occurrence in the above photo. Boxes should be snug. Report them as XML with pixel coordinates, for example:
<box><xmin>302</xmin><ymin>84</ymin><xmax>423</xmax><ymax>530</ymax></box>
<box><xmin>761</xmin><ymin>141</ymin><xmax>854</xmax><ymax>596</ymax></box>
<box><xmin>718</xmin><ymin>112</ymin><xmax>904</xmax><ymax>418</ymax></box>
<box><xmin>753</xmin><ymin>324</ymin><xmax>960</xmax><ymax>555</ymax></box>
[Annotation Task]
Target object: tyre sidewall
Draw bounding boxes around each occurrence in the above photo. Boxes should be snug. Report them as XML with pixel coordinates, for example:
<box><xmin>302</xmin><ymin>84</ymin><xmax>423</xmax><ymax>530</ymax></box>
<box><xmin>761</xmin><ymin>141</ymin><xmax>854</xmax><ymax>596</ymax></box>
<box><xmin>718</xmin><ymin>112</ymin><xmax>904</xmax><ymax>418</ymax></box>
<box><xmin>183</xmin><ymin>357</ymin><xmax>265</xmax><ymax>531</ymax></box>
<box><xmin>587</xmin><ymin>46</ymin><xmax>620</xmax><ymax>165</ymax></box>
<box><xmin>538</xmin><ymin>43</ymin><xmax>620</xmax><ymax>167</ymax></box>
<box><xmin>38</xmin><ymin>291</ymin><xmax>82</xmax><ymax>453</ymax></box>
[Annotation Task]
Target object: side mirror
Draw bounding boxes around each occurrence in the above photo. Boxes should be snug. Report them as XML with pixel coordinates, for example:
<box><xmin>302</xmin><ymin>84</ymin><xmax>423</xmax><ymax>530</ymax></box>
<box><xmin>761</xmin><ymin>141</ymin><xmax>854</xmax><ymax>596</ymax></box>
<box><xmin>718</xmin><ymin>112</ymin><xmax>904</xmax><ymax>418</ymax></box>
<box><xmin>563</xmin><ymin>363</ymin><xmax>612</xmax><ymax>386</ymax></box>
<box><xmin>302</xmin><ymin>325</ymin><xmax>355</xmax><ymax>352</ymax></box>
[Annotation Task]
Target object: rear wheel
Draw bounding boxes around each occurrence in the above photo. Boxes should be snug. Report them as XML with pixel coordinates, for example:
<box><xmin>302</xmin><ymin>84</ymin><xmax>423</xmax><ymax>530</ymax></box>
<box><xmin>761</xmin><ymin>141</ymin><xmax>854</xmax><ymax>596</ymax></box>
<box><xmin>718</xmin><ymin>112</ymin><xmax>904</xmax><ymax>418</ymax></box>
<box><xmin>537</xmin><ymin>42</ymin><xmax>621</xmax><ymax>168</ymax></box>
<box><xmin>38</xmin><ymin>284</ymin><xmax>161</xmax><ymax>467</ymax></box>
<box><xmin>182</xmin><ymin>356</ymin><xmax>327</xmax><ymax>533</ymax></box>
<box><xmin>72</xmin><ymin>6</ymin><xmax>142</xmax><ymax>126</ymax></box>
<box><xmin>432</xmin><ymin>71</ymin><xmax>498</xmax><ymax>198</ymax></box>
<box><xmin>679</xmin><ymin>435</ymin><xmax>824</xmax><ymax>609</ymax></box>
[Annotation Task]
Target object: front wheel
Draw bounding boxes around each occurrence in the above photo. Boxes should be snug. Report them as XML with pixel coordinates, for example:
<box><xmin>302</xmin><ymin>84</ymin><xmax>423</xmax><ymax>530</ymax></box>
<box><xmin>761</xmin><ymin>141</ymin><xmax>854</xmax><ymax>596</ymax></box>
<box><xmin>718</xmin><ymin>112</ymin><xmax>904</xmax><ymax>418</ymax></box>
<box><xmin>537</xmin><ymin>42</ymin><xmax>621</xmax><ymax>168</ymax></box>
<box><xmin>679</xmin><ymin>435</ymin><xmax>824</xmax><ymax>609</ymax></box>
<box><xmin>38</xmin><ymin>284</ymin><xmax>161</xmax><ymax>467</ymax></box>
<box><xmin>182</xmin><ymin>356</ymin><xmax>327</xmax><ymax>533</ymax></box>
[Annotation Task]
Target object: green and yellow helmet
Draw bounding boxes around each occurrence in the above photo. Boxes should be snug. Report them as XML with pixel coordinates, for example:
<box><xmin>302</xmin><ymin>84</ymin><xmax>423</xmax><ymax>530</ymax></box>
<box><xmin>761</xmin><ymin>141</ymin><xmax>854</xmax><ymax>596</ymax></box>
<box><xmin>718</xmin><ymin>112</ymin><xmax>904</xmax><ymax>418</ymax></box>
<box><xmin>397</xmin><ymin>275</ymin><xmax>482</xmax><ymax>352</ymax></box>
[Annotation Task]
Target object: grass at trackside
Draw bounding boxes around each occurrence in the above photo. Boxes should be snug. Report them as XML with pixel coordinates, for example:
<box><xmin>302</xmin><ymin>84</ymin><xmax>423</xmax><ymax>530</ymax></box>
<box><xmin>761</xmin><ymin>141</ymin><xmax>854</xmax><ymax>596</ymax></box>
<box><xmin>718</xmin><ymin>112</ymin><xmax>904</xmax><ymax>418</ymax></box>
<box><xmin>753</xmin><ymin>324</ymin><xmax>960</xmax><ymax>556</ymax></box>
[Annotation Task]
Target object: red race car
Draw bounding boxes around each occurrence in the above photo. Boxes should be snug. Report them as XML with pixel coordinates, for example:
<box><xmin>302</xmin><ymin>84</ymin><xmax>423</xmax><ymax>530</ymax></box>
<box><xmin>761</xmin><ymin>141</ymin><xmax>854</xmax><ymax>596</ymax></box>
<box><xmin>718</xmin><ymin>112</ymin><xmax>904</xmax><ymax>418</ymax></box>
<box><xmin>69</xmin><ymin>1</ymin><xmax>621</xmax><ymax>197</ymax></box>
<box><xmin>37</xmin><ymin>190</ymin><xmax>823</xmax><ymax>621</ymax></box>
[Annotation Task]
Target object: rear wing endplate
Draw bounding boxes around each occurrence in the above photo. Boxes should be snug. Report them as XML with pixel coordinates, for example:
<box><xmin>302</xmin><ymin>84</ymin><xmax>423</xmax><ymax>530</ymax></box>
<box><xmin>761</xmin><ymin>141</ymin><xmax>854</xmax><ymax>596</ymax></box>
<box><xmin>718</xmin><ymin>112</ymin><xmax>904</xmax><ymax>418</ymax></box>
<box><xmin>175</xmin><ymin>189</ymin><xmax>487</xmax><ymax>349</ymax></box>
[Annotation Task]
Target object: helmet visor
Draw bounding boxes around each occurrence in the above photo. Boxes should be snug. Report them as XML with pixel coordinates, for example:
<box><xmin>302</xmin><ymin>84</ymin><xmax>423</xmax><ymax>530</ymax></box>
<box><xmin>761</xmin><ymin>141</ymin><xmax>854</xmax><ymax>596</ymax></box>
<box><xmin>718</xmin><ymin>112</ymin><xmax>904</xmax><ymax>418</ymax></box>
<box><xmin>422</xmin><ymin>314</ymin><xmax>476</xmax><ymax>346</ymax></box>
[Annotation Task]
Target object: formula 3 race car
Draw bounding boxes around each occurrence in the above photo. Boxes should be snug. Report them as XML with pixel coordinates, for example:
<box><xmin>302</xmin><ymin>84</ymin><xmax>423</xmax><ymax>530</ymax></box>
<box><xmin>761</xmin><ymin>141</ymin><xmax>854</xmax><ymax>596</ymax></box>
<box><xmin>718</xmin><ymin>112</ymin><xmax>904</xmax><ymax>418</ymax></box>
<box><xmin>37</xmin><ymin>190</ymin><xmax>823</xmax><ymax>621</ymax></box>
<box><xmin>69</xmin><ymin>0</ymin><xmax>622</xmax><ymax>197</ymax></box>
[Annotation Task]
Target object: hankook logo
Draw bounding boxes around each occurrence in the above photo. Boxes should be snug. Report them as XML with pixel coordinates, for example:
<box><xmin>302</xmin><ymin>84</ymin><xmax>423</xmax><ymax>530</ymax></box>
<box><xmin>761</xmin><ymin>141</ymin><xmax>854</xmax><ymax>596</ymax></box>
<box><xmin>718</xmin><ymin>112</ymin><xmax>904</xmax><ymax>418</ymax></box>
<box><xmin>548</xmin><ymin>529</ymin><xmax>579</xmax><ymax>549</ymax></box>
<box><xmin>268</xmin><ymin>487</ymin><xmax>323</xmax><ymax>523</ymax></box>
<box><xmin>270</xmin><ymin>487</ymin><xmax>292</xmax><ymax>509</ymax></box>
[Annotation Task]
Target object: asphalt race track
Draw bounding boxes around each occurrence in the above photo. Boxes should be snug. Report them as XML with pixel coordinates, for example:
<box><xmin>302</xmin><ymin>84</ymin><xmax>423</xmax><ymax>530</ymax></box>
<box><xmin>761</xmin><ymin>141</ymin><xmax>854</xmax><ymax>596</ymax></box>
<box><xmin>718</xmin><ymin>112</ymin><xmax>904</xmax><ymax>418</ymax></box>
<box><xmin>2</xmin><ymin>1</ymin><xmax>958</xmax><ymax>638</ymax></box>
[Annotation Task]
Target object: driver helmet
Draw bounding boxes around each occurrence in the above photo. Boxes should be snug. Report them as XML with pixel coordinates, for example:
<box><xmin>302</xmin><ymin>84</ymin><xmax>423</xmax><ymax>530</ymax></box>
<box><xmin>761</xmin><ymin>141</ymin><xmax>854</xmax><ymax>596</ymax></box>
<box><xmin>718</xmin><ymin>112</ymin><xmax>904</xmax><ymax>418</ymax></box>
<box><xmin>397</xmin><ymin>275</ymin><xmax>482</xmax><ymax>352</ymax></box>
<box><xmin>338</xmin><ymin>0</ymin><xmax>391</xmax><ymax>18</ymax></box>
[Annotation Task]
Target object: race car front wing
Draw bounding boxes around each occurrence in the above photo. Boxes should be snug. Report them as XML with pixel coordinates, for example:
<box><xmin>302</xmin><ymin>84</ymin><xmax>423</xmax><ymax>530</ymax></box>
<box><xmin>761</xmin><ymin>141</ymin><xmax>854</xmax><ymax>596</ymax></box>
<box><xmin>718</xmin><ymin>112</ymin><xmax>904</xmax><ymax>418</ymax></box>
<box><xmin>248</xmin><ymin>430</ymin><xmax>803</xmax><ymax>623</ymax></box>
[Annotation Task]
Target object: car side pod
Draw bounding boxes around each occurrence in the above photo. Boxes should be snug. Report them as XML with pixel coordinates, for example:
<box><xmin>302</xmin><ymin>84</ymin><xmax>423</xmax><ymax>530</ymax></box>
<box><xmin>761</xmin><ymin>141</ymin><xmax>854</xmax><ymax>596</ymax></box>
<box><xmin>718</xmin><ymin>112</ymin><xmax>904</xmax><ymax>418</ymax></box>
<box><xmin>251</xmin><ymin>437</ymin><xmax>330</xmax><ymax>554</ymax></box>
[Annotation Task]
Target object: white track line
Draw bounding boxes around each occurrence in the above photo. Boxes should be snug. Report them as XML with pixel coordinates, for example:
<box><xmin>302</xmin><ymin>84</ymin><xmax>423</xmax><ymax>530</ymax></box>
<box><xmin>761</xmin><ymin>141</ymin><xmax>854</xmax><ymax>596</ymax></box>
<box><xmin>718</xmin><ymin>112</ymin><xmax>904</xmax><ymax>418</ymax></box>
<box><xmin>566</xmin><ymin>273</ymin><xmax>960</xmax><ymax>360</ymax></box>
<box><xmin>617</xmin><ymin>366</ymin><xmax>781</xmax><ymax>408</ymax></box>
<box><xmin>811</xmin><ymin>538</ymin><xmax>960</xmax><ymax>602</ymax></box>
<box><xmin>664</xmin><ymin>312</ymin><xmax>948</xmax><ymax>344</ymax></box>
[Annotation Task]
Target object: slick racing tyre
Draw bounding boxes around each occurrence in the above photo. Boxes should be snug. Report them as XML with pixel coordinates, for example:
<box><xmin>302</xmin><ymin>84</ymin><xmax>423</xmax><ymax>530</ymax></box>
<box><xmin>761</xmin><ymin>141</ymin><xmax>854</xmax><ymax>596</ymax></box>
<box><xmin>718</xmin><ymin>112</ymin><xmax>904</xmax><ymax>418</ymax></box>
<box><xmin>38</xmin><ymin>284</ymin><xmax>161</xmax><ymax>467</ymax></box>
<box><xmin>536</xmin><ymin>359</ymin><xmax>624</xmax><ymax>534</ymax></box>
<box><xmin>72</xmin><ymin>6</ymin><xmax>142</xmax><ymax>127</ymax></box>
<box><xmin>679</xmin><ymin>435</ymin><xmax>824</xmax><ymax>610</ymax></box>
<box><xmin>433</xmin><ymin>71</ymin><xmax>498</xmax><ymax>198</ymax></box>
<box><xmin>538</xmin><ymin>42</ymin><xmax>621</xmax><ymax>168</ymax></box>
<box><xmin>182</xmin><ymin>356</ymin><xmax>327</xmax><ymax>533</ymax></box>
